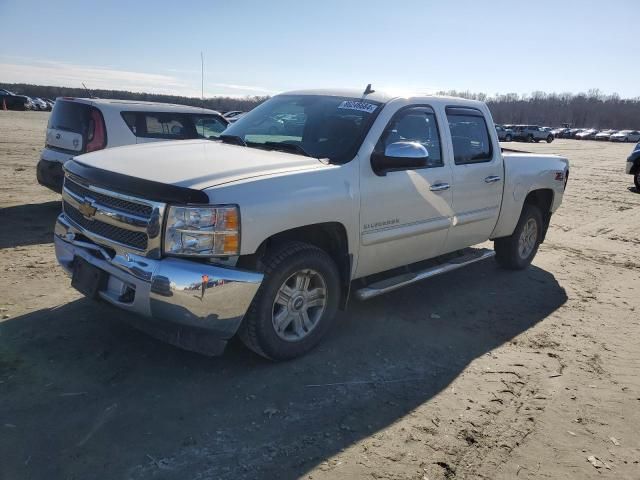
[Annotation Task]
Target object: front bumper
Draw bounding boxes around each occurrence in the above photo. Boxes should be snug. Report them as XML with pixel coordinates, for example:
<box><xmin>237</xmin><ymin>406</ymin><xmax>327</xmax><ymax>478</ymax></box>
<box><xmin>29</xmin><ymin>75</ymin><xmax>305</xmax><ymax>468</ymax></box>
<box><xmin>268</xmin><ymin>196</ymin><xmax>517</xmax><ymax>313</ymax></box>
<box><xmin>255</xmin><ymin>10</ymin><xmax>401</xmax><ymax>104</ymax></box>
<box><xmin>54</xmin><ymin>214</ymin><xmax>263</xmax><ymax>355</ymax></box>
<box><xmin>37</xmin><ymin>158</ymin><xmax>64</xmax><ymax>193</ymax></box>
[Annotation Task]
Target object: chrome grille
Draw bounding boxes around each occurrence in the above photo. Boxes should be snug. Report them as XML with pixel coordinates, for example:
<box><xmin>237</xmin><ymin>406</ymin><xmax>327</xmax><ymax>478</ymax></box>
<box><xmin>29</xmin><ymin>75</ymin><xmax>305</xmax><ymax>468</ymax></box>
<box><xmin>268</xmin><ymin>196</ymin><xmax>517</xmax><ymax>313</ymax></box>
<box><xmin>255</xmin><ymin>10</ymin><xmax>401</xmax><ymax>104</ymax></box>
<box><xmin>61</xmin><ymin>176</ymin><xmax>165</xmax><ymax>257</ymax></box>
<box><xmin>65</xmin><ymin>179</ymin><xmax>153</xmax><ymax>217</ymax></box>
<box><xmin>63</xmin><ymin>200</ymin><xmax>148</xmax><ymax>250</ymax></box>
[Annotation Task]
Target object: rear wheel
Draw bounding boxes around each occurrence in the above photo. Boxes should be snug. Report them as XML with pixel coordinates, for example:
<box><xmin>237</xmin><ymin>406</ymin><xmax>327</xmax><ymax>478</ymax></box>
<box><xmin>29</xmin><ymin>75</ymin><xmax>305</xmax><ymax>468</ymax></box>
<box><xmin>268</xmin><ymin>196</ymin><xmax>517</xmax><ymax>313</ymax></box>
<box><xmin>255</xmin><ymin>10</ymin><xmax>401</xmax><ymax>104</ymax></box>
<box><xmin>546</xmin><ymin>135</ymin><xmax>553</xmax><ymax>143</ymax></box>
<box><xmin>238</xmin><ymin>242</ymin><xmax>340</xmax><ymax>360</ymax></box>
<box><xmin>505</xmin><ymin>134</ymin><xmax>512</xmax><ymax>142</ymax></box>
<box><xmin>527</xmin><ymin>134</ymin><xmax>534</xmax><ymax>143</ymax></box>
<box><xmin>494</xmin><ymin>204</ymin><xmax>543</xmax><ymax>270</ymax></box>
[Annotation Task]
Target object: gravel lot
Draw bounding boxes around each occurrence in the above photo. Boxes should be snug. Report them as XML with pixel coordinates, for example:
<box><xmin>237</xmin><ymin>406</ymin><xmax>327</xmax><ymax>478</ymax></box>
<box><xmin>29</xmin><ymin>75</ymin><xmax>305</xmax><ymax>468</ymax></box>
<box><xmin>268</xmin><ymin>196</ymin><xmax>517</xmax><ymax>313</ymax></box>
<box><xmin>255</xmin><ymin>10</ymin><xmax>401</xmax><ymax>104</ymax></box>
<box><xmin>1</xmin><ymin>111</ymin><xmax>639</xmax><ymax>480</ymax></box>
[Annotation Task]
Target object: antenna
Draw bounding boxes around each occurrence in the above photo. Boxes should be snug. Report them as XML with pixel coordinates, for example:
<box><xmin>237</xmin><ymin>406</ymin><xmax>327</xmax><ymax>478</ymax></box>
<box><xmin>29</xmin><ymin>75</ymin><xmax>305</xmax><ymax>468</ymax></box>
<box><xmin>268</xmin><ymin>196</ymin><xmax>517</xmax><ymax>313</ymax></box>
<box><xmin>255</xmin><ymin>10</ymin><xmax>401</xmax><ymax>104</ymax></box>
<box><xmin>81</xmin><ymin>82</ymin><xmax>95</xmax><ymax>99</ymax></box>
<box><xmin>363</xmin><ymin>83</ymin><xmax>375</xmax><ymax>95</ymax></box>
<box><xmin>200</xmin><ymin>52</ymin><xmax>204</xmax><ymax>108</ymax></box>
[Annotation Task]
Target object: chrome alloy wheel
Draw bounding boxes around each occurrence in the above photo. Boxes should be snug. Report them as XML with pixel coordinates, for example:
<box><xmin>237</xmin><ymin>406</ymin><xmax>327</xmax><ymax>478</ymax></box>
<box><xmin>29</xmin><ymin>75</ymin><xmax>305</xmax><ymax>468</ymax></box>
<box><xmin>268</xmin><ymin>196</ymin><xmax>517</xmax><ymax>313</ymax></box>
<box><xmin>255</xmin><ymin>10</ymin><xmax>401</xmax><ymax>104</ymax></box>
<box><xmin>272</xmin><ymin>269</ymin><xmax>327</xmax><ymax>341</ymax></box>
<box><xmin>518</xmin><ymin>218</ymin><xmax>538</xmax><ymax>259</ymax></box>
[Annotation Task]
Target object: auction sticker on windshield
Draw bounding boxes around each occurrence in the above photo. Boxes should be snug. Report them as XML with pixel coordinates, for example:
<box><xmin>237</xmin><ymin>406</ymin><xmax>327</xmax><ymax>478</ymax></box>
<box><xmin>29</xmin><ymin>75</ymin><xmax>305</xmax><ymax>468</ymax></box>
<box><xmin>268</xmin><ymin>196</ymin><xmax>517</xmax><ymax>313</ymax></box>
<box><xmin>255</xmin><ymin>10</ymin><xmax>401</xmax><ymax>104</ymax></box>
<box><xmin>338</xmin><ymin>100</ymin><xmax>378</xmax><ymax>113</ymax></box>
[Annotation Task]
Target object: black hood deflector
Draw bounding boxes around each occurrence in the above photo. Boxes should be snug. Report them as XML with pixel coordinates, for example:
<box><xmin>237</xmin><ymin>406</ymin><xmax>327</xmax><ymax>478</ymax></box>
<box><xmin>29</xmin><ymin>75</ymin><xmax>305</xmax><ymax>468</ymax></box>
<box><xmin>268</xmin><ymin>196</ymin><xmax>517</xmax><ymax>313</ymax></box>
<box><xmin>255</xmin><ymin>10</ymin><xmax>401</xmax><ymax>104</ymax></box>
<box><xmin>64</xmin><ymin>159</ymin><xmax>210</xmax><ymax>204</ymax></box>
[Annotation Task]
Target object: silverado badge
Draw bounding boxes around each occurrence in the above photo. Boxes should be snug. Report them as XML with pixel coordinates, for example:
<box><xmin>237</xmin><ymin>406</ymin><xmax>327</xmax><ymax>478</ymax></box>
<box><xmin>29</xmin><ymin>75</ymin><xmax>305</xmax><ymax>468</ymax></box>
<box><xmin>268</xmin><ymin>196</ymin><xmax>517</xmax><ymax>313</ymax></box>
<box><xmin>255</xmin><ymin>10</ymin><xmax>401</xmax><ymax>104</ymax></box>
<box><xmin>78</xmin><ymin>200</ymin><xmax>97</xmax><ymax>219</ymax></box>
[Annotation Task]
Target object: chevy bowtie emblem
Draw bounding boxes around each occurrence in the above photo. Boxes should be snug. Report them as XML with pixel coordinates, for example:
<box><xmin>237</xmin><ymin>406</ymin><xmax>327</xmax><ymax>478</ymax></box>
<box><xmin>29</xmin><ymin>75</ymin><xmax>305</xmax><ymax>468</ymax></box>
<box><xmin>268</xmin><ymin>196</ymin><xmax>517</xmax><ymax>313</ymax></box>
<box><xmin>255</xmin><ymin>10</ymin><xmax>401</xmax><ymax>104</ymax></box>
<box><xmin>78</xmin><ymin>200</ymin><xmax>97</xmax><ymax>219</ymax></box>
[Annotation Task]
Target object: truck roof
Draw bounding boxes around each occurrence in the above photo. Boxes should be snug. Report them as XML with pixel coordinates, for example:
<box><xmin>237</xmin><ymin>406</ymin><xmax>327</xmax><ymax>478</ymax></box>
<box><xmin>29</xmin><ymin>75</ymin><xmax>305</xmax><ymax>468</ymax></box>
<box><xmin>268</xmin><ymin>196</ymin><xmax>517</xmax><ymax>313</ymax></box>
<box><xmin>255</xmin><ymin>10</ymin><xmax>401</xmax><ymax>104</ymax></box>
<box><xmin>281</xmin><ymin>88</ymin><xmax>487</xmax><ymax>109</ymax></box>
<box><xmin>54</xmin><ymin>97</ymin><xmax>222</xmax><ymax>115</ymax></box>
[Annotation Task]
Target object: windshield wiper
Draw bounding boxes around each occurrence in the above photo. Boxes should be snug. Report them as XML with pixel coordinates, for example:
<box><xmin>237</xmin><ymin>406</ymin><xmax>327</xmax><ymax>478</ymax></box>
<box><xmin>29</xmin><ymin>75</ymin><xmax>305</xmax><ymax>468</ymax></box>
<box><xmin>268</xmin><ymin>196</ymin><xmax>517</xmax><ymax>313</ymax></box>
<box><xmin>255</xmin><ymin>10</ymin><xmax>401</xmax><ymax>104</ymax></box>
<box><xmin>218</xmin><ymin>134</ymin><xmax>246</xmax><ymax>146</ymax></box>
<box><xmin>262</xmin><ymin>141</ymin><xmax>312</xmax><ymax>158</ymax></box>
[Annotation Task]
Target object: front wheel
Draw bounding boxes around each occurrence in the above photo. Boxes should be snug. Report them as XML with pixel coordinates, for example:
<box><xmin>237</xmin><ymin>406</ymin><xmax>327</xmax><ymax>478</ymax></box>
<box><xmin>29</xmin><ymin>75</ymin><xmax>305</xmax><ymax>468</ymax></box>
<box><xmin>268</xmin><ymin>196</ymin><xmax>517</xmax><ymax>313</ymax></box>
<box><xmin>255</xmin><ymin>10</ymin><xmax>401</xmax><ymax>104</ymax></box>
<box><xmin>527</xmin><ymin>134</ymin><xmax>534</xmax><ymax>143</ymax></box>
<box><xmin>494</xmin><ymin>204</ymin><xmax>543</xmax><ymax>270</ymax></box>
<box><xmin>546</xmin><ymin>135</ymin><xmax>553</xmax><ymax>143</ymax></box>
<box><xmin>634</xmin><ymin>170</ymin><xmax>640</xmax><ymax>191</ymax></box>
<box><xmin>505</xmin><ymin>134</ymin><xmax>512</xmax><ymax>142</ymax></box>
<box><xmin>238</xmin><ymin>242</ymin><xmax>340</xmax><ymax>360</ymax></box>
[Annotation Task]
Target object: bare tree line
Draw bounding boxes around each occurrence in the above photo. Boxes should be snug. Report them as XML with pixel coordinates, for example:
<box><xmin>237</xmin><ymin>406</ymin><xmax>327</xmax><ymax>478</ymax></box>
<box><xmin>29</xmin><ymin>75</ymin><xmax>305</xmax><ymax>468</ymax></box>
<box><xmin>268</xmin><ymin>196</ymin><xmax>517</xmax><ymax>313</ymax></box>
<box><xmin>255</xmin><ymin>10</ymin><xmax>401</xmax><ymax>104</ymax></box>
<box><xmin>3</xmin><ymin>83</ymin><xmax>639</xmax><ymax>129</ymax></box>
<box><xmin>0</xmin><ymin>83</ymin><xmax>267</xmax><ymax>112</ymax></box>
<box><xmin>438</xmin><ymin>89</ymin><xmax>640</xmax><ymax>129</ymax></box>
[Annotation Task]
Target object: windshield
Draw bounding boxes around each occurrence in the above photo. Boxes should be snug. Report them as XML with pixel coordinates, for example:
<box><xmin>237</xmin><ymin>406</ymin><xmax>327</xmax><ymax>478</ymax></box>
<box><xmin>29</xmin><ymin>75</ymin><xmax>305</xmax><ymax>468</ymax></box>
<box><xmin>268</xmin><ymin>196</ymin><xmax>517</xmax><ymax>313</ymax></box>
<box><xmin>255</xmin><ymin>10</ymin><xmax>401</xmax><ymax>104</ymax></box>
<box><xmin>222</xmin><ymin>94</ymin><xmax>383</xmax><ymax>163</ymax></box>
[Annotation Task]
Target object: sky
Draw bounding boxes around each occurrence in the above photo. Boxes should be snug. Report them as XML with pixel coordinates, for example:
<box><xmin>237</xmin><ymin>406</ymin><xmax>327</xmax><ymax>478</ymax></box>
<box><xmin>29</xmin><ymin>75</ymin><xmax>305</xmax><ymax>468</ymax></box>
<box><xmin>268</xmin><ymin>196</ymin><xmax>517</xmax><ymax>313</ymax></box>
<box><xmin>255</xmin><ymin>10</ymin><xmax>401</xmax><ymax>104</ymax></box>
<box><xmin>1</xmin><ymin>0</ymin><xmax>638</xmax><ymax>99</ymax></box>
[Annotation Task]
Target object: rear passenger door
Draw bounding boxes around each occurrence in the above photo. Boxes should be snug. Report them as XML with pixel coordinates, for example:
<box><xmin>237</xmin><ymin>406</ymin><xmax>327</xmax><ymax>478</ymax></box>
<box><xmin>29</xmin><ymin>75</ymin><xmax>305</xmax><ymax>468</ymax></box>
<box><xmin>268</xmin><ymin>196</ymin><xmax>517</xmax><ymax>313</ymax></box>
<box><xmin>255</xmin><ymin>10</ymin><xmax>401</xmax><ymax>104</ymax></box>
<box><xmin>444</xmin><ymin>107</ymin><xmax>502</xmax><ymax>252</ymax></box>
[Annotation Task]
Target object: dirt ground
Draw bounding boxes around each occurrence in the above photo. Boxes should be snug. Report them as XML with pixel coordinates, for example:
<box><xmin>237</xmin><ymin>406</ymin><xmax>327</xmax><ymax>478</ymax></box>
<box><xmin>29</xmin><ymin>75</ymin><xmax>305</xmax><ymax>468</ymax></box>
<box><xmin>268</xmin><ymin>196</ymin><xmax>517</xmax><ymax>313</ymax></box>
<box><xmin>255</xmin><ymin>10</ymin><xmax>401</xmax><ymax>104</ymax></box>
<box><xmin>1</xmin><ymin>110</ymin><xmax>639</xmax><ymax>480</ymax></box>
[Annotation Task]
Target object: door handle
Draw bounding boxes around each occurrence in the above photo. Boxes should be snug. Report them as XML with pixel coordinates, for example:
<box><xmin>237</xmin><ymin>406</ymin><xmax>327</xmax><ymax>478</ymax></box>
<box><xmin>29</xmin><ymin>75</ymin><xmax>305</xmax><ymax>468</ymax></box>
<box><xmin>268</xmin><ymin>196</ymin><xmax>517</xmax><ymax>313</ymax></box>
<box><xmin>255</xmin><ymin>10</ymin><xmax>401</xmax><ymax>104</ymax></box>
<box><xmin>429</xmin><ymin>183</ymin><xmax>450</xmax><ymax>192</ymax></box>
<box><xmin>485</xmin><ymin>175</ymin><xmax>501</xmax><ymax>183</ymax></box>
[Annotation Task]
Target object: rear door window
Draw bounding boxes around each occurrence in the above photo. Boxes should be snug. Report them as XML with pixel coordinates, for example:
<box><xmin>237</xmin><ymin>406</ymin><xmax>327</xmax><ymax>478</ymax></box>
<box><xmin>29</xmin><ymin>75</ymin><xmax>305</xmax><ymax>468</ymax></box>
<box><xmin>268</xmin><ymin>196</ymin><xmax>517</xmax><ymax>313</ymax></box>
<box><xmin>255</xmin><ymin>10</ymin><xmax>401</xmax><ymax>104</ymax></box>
<box><xmin>192</xmin><ymin>115</ymin><xmax>227</xmax><ymax>139</ymax></box>
<box><xmin>121</xmin><ymin>112</ymin><xmax>226</xmax><ymax>139</ymax></box>
<box><xmin>446</xmin><ymin>107</ymin><xmax>493</xmax><ymax>165</ymax></box>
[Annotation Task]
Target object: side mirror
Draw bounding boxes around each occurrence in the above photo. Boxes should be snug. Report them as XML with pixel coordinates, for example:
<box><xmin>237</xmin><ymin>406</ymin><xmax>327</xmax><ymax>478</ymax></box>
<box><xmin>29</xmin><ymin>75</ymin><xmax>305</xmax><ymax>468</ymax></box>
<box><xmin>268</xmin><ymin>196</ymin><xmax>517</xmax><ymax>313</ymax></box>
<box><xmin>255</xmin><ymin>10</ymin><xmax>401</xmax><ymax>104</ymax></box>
<box><xmin>371</xmin><ymin>141</ymin><xmax>429</xmax><ymax>175</ymax></box>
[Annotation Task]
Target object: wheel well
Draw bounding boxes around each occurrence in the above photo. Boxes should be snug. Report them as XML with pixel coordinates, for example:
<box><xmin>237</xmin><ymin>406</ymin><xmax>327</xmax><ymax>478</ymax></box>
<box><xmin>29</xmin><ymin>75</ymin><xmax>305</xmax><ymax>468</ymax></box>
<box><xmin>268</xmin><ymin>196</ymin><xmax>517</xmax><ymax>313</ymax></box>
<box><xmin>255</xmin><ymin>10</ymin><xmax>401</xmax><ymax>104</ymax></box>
<box><xmin>524</xmin><ymin>189</ymin><xmax>554</xmax><ymax>242</ymax></box>
<box><xmin>238</xmin><ymin>223</ymin><xmax>352</xmax><ymax>308</ymax></box>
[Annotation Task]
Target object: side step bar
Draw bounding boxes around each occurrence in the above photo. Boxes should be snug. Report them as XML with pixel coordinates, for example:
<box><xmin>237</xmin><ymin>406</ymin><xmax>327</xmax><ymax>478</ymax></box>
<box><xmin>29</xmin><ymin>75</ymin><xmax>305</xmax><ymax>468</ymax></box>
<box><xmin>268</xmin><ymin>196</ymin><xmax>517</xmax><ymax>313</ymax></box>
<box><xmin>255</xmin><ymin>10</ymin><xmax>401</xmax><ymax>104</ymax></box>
<box><xmin>354</xmin><ymin>248</ymin><xmax>495</xmax><ymax>301</ymax></box>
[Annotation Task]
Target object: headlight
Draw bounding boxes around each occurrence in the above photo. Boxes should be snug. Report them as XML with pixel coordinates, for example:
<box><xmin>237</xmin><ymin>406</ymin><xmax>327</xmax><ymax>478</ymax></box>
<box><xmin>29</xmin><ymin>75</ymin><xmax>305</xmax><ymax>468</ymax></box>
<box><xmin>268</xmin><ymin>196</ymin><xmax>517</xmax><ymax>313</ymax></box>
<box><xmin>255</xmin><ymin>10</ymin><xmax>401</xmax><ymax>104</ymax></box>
<box><xmin>164</xmin><ymin>205</ymin><xmax>240</xmax><ymax>257</ymax></box>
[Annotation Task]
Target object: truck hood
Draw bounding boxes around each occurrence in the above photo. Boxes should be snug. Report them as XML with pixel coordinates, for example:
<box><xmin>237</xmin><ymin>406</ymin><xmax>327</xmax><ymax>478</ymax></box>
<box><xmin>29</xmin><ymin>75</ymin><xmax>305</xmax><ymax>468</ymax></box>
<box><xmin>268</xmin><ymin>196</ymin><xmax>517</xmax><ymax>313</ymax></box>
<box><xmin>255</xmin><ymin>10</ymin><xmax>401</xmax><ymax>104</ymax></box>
<box><xmin>74</xmin><ymin>139</ymin><xmax>329</xmax><ymax>190</ymax></box>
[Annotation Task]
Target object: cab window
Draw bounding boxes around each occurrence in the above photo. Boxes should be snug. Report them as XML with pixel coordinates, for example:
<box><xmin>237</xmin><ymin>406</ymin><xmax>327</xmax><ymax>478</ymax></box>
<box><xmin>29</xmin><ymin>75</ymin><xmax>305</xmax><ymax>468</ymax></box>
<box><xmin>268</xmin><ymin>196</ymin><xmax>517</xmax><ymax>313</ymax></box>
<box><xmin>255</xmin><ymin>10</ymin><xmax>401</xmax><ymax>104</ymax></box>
<box><xmin>374</xmin><ymin>106</ymin><xmax>443</xmax><ymax>167</ymax></box>
<box><xmin>446</xmin><ymin>107</ymin><xmax>493</xmax><ymax>165</ymax></box>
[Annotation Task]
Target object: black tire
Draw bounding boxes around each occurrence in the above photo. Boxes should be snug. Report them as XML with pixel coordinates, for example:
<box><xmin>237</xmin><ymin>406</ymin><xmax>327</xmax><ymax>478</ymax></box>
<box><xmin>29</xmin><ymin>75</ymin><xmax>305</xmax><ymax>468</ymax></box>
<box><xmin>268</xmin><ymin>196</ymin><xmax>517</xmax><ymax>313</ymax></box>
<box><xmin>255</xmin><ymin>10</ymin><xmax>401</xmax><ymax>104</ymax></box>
<box><xmin>505</xmin><ymin>134</ymin><xmax>512</xmax><ymax>142</ymax></box>
<box><xmin>494</xmin><ymin>204</ymin><xmax>543</xmax><ymax>270</ymax></box>
<box><xmin>624</xmin><ymin>138</ymin><xmax>629</xmax><ymax>143</ymax></box>
<box><xmin>546</xmin><ymin>135</ymin><xmax>553</xmax><ymax>143</ymax></box>
<box><xmin>634</xmin><ymin>170</ymin><xmax>640</xmax><ymax>191</ymax></box>
<box><xmin>527</xmin><ymin>134</ymin><xmax>534</xmax><ymax>143</ymax></box>
<box><xmin>238</xmin><ymin>242</ymin><xmax>340</xmax><ymax>360</ymax></box>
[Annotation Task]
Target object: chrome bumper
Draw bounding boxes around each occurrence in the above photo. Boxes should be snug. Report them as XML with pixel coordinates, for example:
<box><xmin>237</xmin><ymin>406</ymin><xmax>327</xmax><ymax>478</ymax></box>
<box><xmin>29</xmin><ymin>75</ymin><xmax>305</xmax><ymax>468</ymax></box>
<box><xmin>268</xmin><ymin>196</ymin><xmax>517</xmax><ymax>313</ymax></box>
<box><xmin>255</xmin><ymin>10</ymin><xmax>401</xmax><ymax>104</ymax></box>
<box><xmin>55</xmin><ymin>214</ymin><xmax>263</xmax><ymax>353</ymax></box>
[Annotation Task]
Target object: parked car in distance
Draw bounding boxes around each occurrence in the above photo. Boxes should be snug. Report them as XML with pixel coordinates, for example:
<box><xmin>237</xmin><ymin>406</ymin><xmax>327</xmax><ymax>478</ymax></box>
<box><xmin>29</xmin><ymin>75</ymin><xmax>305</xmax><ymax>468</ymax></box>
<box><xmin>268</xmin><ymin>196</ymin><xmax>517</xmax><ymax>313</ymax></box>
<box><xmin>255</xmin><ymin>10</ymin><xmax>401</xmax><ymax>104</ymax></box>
<box><xmin>30</xmin><ymin>97</ymin><xmax>50</xmax><ymax>111</ymax></box>
<box><xmin>566</xmin><ymin>128</ymin><xmax>584</xmax><ymax>138</ymax></box>
<box><xmin>513</xmin><ymin>125</ymin><xmax>554</xmax><ymax>143</ymax></box>
<box><xmin>626</xmin><ymin>142</ymin><xmax>640</xmax><ymax>190</ymax></box>
<box><xmin>495</xmin><ymin>124</ymin><xmax>514</xmax><ymax>142</ymax></box>
<box><xmin>610</xmin><ymin>130</ymin><xmax>640</xmax><ymax>143</ymax></box>
<box><xmin>576</xmin><ymin>129</ymin><xmax>599</xmax><ymax>140</ymax></box>
<box><xmin>552</xmin><ymin>128</ymin><xmax>572</xmax><ymax>138</ymax></box>
<box><xmin>53</xmin><ymin>88</ymin><xmax>569</xmax><ymax>360</ymax></box>
<box><xmin>223</xmin><ymin>111</ymin><xmax>246</xmax><ymax>123</ymax></box>
<box><xmin>37</xmin><ymin>98</ymin><xmax>228</xmax><ymax>193</ymax></box>
<box><xmin>0</xmin><ymin>89</ymin><xmax>31</xmax><ymax>110</ymax></box>
<box><xmin>595</xmin><ymin>129</ymin><xmax>617</xmax><ymax>141</ymax></box>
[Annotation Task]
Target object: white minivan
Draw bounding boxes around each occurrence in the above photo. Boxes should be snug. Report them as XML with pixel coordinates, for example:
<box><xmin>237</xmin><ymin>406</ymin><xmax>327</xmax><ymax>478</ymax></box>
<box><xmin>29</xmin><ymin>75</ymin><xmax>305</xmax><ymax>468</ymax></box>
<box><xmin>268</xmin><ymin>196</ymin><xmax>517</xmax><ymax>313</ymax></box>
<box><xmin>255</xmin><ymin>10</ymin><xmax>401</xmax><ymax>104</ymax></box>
<box><xmin>37</xmin><ymin>98</ymin><xmax>228</xmax><ymax>192</ymax></box>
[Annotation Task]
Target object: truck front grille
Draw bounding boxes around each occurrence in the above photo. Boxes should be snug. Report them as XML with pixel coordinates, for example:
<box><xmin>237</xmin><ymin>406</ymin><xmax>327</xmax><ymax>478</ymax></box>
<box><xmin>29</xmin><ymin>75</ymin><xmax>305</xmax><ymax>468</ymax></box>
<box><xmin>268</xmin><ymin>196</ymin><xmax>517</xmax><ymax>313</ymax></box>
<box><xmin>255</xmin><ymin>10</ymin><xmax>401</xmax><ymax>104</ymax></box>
<box><xmin>61</xmin><ymin>176</ymin><xmax>165</xmax><ymax>256</ymax></box>
<box><xmin>63</xmin><ymin>200</ymin><xmax>148</xmax><ymax>250</ymax></box>
<box><xmin>64</xmin><ymin>178</ymin><xmax>153</xmax><ymax>217</ymax></box>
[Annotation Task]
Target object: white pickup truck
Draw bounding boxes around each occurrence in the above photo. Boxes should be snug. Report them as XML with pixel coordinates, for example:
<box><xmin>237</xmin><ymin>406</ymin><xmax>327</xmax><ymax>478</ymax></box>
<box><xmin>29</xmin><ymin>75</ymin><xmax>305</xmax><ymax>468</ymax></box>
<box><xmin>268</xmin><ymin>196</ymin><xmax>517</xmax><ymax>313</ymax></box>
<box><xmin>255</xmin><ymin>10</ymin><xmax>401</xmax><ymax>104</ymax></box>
<box><xmin>54</xmin><ymin>88</ymin><xmax>569</xmax><ymax>360</ymax></box>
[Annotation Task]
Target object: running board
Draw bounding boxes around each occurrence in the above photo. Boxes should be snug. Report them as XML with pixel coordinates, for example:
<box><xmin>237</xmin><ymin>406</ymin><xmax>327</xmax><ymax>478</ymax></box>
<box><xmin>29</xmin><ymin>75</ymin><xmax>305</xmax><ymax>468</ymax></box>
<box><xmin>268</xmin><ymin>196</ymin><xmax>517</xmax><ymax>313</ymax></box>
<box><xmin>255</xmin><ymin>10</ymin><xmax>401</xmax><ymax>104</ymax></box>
<box><xmin>354</xmin><ymin>248</ymin><xmax>495</xmax><ymax>300</ymax></box>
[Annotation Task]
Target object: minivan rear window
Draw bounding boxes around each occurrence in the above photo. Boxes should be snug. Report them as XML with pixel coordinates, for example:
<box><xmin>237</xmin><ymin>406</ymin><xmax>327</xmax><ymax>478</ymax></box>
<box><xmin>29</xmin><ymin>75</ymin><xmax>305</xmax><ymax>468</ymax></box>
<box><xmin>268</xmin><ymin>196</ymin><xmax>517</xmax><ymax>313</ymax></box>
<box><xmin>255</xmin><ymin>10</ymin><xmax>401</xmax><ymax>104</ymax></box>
<box><xmin>48</xmin><ymin>101</ymin><xmax>90</xmax><ymax>133</ymax></box>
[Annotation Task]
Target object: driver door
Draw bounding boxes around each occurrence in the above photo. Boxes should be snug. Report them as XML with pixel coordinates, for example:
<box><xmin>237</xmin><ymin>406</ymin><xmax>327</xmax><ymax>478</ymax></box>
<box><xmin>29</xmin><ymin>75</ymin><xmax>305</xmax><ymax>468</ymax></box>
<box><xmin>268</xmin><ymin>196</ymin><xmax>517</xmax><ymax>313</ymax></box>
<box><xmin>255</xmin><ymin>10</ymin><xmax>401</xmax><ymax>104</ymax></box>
<box><xmin>356</xmin><ymin>106</ymin><xmax>454</xmax><ymax>278</ymax></box>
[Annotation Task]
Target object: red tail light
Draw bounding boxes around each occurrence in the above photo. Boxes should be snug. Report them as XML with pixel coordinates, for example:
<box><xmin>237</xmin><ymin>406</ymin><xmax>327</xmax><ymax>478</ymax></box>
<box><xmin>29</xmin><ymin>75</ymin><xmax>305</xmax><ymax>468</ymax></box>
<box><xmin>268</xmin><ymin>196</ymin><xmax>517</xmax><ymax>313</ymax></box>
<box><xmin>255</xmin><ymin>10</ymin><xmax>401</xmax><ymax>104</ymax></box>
<box><xmin>86</xmin><ymin>108</ymin><xmax>106</xmax><ymax>152</ymax></box>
